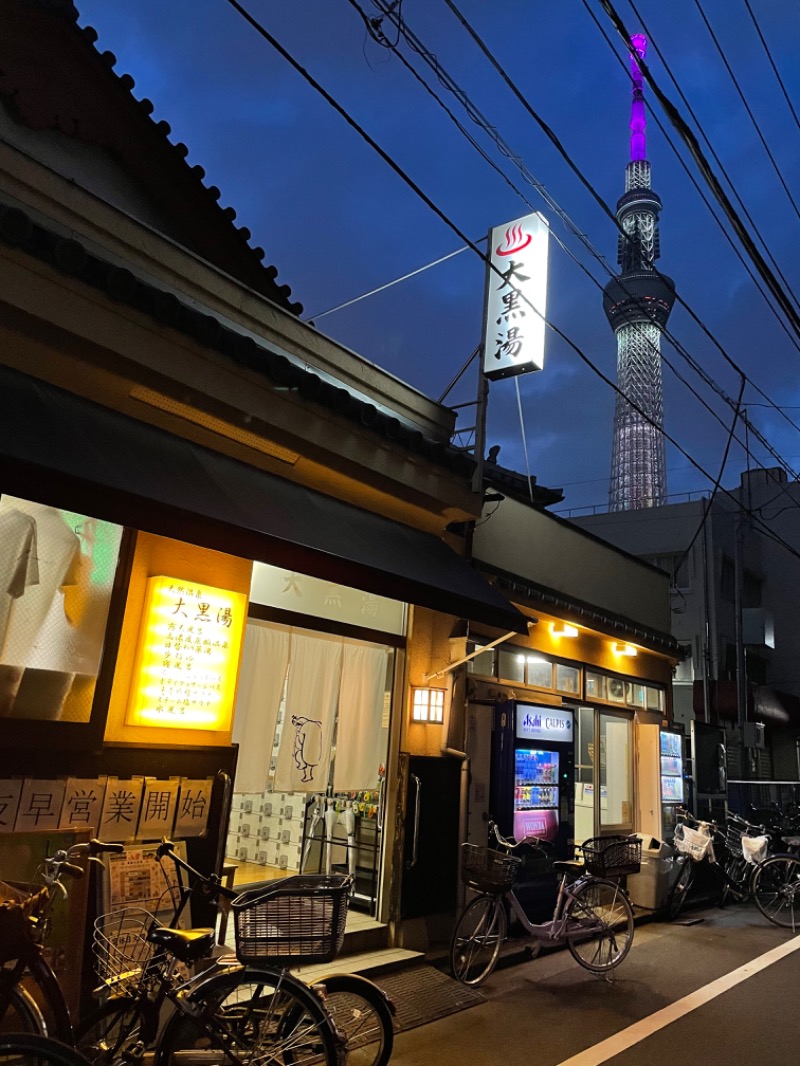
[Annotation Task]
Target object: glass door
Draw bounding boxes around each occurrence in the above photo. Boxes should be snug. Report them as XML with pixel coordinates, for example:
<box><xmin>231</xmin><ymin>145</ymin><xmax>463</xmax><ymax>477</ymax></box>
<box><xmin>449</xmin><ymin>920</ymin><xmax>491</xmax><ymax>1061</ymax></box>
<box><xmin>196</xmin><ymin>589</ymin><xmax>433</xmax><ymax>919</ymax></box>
<box><xmin>599</xmin><ymin>710</ymin><xmax>633</xmax><ymax>835</ymax></box>
<box><xmin>574</xmin><ymin>706</ymin><xmax>634</xmax><ymax>841</ymax></box>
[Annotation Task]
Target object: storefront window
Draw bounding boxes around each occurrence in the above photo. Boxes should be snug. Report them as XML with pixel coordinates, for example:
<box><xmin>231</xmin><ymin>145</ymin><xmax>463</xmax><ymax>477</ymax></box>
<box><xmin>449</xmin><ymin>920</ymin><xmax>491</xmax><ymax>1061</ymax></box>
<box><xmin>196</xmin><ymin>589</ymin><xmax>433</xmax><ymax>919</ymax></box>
<box><xmin>0</xmin><ymin>495</ymin><xmax>123</xmax><ymax>723</ymax></box>
<box><xmin>497</xmin><ymin>648</ymin><xmax>525</xmax><ymax>683</ymax></box>
<box><xmin>525</xmin><ymin>656</ymin><xmax>553</xmax><ymax>689</ymax></box>
<box><xmin>625</xmin><ymin>682</ymin><xmax>644</xmax><ymax>708</ymax></box>
<box><xmin>555</xmin><ymin>663</ymin><xmax>580</xmax><ymax>695</ymax></box>
<box><xmin>645</xmin><ymin>685</ymin><xmax>663</xmax><ymax>712</ymax></box>
<box><xmin>467</xmin><ymin>643</ymin><xmax>496</xmax><ymax>677</ymax></box>
<box><xmin>585</xmin><ymin>671</ymin><xmax>606</xmax><ymax>701</ymax></box>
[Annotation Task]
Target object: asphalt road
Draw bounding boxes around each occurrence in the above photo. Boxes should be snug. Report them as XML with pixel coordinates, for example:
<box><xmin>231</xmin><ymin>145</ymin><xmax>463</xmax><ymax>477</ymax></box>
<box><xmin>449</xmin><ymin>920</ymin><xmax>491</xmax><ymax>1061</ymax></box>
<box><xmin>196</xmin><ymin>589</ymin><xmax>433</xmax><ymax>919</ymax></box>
<box><xmin>390</xmin><ymin>904</ymin><xmax>800</xmax><ymax>1066</ymax></box>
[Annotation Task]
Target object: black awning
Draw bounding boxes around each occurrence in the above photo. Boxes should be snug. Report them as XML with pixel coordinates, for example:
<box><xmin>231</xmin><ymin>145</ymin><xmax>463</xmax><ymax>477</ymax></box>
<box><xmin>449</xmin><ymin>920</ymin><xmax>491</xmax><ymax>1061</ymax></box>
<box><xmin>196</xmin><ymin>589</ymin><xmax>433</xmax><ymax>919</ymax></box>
<box><xmin>0</xmin><ymin>366</ymin><xmax>527</xmax><ymax>633</ymax></box>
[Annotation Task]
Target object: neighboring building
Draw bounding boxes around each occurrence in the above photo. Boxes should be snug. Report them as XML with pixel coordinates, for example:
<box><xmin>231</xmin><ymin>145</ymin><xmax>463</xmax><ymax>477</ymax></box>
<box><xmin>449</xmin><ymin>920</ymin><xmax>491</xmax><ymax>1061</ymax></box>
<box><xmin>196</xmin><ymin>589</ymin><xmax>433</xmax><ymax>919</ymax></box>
<box><xmin>575</xmin><ymin>467</ymin><xmax>800</xmax><ymax>812</ymax></box>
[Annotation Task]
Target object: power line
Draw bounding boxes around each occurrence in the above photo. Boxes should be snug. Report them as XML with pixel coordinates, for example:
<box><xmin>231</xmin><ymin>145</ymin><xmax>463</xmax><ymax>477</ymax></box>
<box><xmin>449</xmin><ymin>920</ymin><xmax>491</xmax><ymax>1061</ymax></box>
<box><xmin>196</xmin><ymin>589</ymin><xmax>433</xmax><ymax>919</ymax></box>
<box><xmin>624</xmin><ymin>0</ymin><xmax>800</xmax><ymax>311</ymax></box>
<box><xmin>743</xmin><ymin>0</ymin><xmax>800</xmax><ymax>140</ymax></box>
<box><xmin>367</xmin><ymin>0</ymin><xmax>798</xmax><ymax>480</ymax></box>
<box><xmin>597</xmin><ymin>0</ymin><xmax>800</xmax><ymax>340</ymax></box>
<box><xmin>692</xmin><ymin>0</ymin><xmax>800</xmax><ymax>225</ymax></box>
<box><xmin>220</xmin><ymin>0</ymin><xmax>800</xmax><ymax>567</ymax></box>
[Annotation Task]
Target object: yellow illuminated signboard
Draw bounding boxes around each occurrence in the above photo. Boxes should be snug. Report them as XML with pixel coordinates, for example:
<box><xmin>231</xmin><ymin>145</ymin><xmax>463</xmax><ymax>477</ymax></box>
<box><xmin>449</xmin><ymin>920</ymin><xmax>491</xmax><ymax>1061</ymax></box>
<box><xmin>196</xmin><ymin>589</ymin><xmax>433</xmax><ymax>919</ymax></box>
<box><xmin>126</xmin><ymin>577</ymin><xmax>246</xmax><ymax>731</ymax></box>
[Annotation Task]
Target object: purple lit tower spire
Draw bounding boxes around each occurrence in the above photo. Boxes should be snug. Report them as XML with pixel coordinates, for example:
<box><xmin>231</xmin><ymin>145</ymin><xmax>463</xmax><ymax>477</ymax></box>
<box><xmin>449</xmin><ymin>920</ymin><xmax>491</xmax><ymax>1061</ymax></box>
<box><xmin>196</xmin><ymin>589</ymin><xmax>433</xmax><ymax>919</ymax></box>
<box><xmin>603</xmin><ymin>34</ymin><xmax>676</xmax><ymax>510</ymax></box>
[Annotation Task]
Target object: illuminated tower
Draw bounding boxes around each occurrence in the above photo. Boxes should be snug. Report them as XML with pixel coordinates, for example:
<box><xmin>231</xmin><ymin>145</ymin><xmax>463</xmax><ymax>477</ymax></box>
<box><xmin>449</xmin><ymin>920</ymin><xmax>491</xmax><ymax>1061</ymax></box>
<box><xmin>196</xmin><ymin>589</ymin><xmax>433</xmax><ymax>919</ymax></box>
<box><xmin>603</xmin><ymin>34</ymin><xmax>675</xmax><ymax>510</ymax></box>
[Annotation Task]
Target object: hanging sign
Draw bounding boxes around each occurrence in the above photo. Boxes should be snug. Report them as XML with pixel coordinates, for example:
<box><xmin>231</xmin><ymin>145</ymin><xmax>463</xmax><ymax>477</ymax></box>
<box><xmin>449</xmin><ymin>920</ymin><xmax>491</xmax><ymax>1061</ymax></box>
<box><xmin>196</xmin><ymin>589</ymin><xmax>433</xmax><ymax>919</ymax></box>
<box><xmin>126</xmin><ymin>577</ymin><xmax>246</xmax><ymax>731</ymax></box>
<box><xmin>482</xmin><ymin>211</ymin><xmax>549</xmax><ymax>380</ymax></box>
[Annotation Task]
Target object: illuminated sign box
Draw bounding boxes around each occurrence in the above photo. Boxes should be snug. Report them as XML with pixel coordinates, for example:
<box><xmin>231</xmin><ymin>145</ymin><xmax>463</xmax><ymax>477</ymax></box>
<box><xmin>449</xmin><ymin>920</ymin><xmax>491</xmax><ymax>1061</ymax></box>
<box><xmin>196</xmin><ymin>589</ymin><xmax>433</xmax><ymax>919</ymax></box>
<box><xmin>126</xmin><ymin>577</ymin><xmax>246</xmax><ymax>731</ymax></box>
<box><xmin>482</xmin><ymin>211</ymin><xmax>549</xmax><ymax>381</ymax></box>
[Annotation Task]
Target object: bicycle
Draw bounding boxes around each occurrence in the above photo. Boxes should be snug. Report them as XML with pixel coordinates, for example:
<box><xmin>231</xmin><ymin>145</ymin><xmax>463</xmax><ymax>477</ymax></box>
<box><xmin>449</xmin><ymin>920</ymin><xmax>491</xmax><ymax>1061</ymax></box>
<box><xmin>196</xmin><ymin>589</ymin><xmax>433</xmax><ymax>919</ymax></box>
<box><xmin>0</xmin><ymin>838</ymin><xmax>124</xmax><ymax>1042</ymax></box>
<box><xmin>449</xmin><ymin>821</ymin><xmax>639</xmax><ymax>986</ymax></box>
<box><xmin>78</xmin><ymin>841</ymin><xmax>393</xmax><ymax>1066</ymax></box>
<box><xmin>667</xmin><ymin>808</ymin><xmax>768</xmax><ymax>920</ymax></box>
<box><xmin>750</xmin><ymin>849</ymin><xmax>800</xmax><ymax>930</ymax></box>
<box><xmin>0</xmin><ymin>1032</ymin><xmax>96</xmax><ymax>1066</ymax></box>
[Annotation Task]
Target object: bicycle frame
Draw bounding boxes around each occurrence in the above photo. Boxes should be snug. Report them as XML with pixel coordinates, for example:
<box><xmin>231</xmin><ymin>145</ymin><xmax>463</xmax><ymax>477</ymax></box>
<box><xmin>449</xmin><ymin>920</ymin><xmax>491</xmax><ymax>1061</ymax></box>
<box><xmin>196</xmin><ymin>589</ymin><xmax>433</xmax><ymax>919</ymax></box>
<box><xmin>502</xmin><ymin>871</ymin><xmax>619</xmax><ymax>945</ymax></box>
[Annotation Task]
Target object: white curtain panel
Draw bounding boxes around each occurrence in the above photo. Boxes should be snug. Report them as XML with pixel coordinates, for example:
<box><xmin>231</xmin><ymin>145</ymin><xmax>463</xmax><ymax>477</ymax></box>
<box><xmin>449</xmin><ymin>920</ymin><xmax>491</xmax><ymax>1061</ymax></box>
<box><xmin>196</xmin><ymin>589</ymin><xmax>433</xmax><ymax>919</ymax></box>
<box><xmin>333</xmin><ymin>643</ymin><xmax>388</xmax><ymax>792</ymax></box>
<box><xmin>231</xmin><ymin>623</ymin><xmax>290</xmax><ymax>793</ymax></box>
<box><xmin>274</xmin><ymin>633</ymin><xmax>343</xmax><ymax>792</ymax></box>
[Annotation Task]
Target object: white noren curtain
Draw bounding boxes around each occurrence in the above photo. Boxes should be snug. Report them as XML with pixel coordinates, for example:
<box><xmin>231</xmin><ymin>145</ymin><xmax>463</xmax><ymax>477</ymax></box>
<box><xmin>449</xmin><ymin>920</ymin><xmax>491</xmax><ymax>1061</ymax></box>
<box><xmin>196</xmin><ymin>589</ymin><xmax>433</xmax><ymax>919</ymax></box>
<box><xmin>274</xmin><ymin>633</ymin><xmax>342</xmax><ymax>792</ymax></box>
<box><xmin>231</xmin><ymin>623</ymin><xmax>290</xmax><ymax>793</ymax></box>
<box><xmin>333</xmin><ymin>644</ymin><xmax>388</xmax><ymax>792</ymax></box>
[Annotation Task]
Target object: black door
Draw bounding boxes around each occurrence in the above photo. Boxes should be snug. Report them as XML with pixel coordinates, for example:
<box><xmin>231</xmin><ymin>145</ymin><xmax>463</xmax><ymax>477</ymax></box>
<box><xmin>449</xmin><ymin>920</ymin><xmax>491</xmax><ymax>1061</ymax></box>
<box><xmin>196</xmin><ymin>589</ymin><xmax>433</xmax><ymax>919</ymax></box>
<box><xmin>400</xmin><ymin>754</ymin><xmax>461</xmax><ymax>919</ymax></box>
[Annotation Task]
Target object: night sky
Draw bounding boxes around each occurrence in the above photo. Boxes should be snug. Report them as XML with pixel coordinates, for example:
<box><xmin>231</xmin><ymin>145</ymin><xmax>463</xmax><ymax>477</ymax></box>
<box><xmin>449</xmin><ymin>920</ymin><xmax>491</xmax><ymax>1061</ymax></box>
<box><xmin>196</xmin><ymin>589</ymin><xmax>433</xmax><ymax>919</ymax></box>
<box><xmin>72</xmin><ymin>1</ymin><xmax>800</xmax><ymax>514</ymax></box>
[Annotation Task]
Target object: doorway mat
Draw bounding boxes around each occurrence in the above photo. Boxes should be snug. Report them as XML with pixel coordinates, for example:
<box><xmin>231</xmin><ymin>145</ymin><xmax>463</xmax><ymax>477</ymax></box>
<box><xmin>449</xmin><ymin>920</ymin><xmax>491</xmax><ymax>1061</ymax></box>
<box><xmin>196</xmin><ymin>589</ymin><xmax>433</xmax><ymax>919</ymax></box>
<box><xmin>371</xmin><ymin>964</ymin><xmax>486</xmax><ymax>1032</ymax></box>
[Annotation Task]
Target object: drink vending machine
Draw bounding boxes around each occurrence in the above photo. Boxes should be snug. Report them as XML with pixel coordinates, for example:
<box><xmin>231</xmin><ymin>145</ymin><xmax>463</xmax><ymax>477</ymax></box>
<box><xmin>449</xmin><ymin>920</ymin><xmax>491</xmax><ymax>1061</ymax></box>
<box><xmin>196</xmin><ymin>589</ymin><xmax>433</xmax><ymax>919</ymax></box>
<box><xmin>660</xmin><ymin>728</ymin><xmax>685</xmax><ymax>840</ymax></box>
<box><xmin>491</xmin><ymin>701</ymin><xmax>575</xmax><ymax>859</ymax></box>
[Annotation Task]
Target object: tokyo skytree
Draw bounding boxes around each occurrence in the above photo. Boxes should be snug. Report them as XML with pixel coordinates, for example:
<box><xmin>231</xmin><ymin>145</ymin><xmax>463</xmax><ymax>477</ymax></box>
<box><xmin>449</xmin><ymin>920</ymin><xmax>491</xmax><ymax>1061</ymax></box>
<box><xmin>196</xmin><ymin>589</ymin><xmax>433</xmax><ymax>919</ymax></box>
<box><xmin>603</xmin><ymin>34</ymin><xmax>676</xmax><ymax>511</ymax></box>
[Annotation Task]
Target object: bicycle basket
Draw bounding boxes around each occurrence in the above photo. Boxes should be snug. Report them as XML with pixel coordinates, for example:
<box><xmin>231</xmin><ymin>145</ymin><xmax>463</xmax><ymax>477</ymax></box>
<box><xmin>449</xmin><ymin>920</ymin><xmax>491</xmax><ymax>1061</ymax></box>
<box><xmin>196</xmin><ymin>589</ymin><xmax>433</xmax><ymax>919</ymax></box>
<box><xmin>674</xmin><ymin>824</ymin><xmax>714</xmax><ymax>862</ymax></box>
<box><xmin>580</xmin><ymin>836</ymin><xmax>642</xmax><ymax>878</ymax></box>
<box><xmin>460</xmin><ymin>843</ymin><xmax>520</xmax><ymax>892</ymax></box>
<box><xmin>93</xmin><ymin>909</ymin><xmax>163</xmax><ymax>992</ymax></box>
<box><xmin>725</xmin><ymin>824</ymin><xmax>744</xmax><ymax>857</ymax></box>
<box><xmin>231</xmin><ymin>874</ymin><xmax>351</xmax><ymax>965</ymax></box>
<box><xmin>741</xmin><ymin>834</ymin><xmax>769</xmax><ymax>865</ymax></box>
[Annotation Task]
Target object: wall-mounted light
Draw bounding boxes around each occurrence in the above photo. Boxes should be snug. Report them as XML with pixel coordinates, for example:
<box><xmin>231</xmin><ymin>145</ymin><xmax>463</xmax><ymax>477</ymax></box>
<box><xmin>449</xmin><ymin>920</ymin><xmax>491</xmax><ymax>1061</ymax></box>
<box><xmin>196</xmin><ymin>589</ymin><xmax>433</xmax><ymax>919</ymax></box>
<box><xmin>412</xmin><ymin>687</ymin><xmax>445</xmax><ymax>723</ymax></box>
<box><xmin>613</xmin><ymin>642</ymin><xmax>637</xmax><ymax>657</ymax></box>
<box><xmin>551</xmin><ymin>622</ymin><xmax>578</xmax><ymax>637</ymax></box>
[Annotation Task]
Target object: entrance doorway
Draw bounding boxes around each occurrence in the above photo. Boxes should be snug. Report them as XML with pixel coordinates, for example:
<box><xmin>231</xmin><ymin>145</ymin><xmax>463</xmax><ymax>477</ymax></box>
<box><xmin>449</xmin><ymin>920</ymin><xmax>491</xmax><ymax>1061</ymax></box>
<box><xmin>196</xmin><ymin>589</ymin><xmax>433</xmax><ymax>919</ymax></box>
<box><xmin>574</xmin><ymin>706</ymin><xmax>634</xmax><ymax>843</ymax></box>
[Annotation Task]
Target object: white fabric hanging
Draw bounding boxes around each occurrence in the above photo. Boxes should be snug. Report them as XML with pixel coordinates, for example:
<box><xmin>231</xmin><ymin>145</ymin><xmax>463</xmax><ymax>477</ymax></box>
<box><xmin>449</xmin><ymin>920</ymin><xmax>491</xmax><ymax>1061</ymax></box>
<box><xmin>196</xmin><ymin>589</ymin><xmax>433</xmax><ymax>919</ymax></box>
<box><xmin>231</xmin><ymin>622</ymin><xmax>290</xmax><ymax>793</ymax></box>
<box><xmin>274</xmin><ymin>633</ymin><xmax>342</xmax><ymax>792</ymax></box>
<box><xmin>333</xmin><ymin>643</ymin><xmax>388</xmax><ymax>792</ymax></box>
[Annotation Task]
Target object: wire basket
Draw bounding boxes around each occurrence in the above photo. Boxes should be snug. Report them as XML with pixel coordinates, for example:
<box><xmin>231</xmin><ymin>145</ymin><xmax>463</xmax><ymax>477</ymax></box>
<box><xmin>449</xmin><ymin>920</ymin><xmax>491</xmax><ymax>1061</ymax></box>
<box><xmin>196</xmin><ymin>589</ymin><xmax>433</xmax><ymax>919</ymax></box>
<box><xmin>674</xmin><ymin>823</ymin><xmax>714</xmax><ymax>863</ymax></box>
<box><xmin>725</xmin><ymin>824</ymin><xmax>744</xmax><ymax>858</ymax></box>
<box><xmin>460</xmin><ymin>844</ymin><xmax>521</xmax><ymax>892</ymax></box>
<box><xmin>93</xmin><ymin>909</ymin><xmax>162</xmax><ymax>992</ymax></box>
<box><xmin>580</xmin><ymin>836</ymin><xmax>642</xmax><ymax>878</ymax></box>
<box><xmin>231</xmin><ymin>875</ymin><xmax>351</xmax><ymax>965</ymax></box>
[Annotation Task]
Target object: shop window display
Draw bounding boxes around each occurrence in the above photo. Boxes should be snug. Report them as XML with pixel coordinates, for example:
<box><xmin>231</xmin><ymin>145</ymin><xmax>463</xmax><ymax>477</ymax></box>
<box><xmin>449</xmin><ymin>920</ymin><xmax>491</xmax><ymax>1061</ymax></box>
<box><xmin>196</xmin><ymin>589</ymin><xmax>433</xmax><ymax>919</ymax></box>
<box><xmin>0</xmin><ymin>495</ymin><xmax>122</xmax><ymax>722</ymax></box>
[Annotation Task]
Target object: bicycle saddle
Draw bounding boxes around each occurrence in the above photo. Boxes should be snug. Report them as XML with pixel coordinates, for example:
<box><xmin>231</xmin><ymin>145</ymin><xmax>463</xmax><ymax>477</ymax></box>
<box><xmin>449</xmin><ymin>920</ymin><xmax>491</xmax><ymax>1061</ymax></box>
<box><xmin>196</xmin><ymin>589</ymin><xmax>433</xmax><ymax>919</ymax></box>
<box><xmin>148</xmin><ymin>926</ymin><xmax>217</xmax><ymax>962</ymax></box>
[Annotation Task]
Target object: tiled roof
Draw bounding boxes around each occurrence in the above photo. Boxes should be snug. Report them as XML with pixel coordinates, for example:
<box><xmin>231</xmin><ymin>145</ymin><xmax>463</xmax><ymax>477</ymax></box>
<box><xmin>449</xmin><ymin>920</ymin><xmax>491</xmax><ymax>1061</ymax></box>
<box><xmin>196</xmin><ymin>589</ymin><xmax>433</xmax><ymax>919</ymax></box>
<box><xmin>0</xmin><ymin>0</ymin><xmax>302</xmax><ymax>313</ymax></box>
<box><xmin>0</xmin><ymin>198</ymin><xmax>478</xmax><ymax>479</ymax></box>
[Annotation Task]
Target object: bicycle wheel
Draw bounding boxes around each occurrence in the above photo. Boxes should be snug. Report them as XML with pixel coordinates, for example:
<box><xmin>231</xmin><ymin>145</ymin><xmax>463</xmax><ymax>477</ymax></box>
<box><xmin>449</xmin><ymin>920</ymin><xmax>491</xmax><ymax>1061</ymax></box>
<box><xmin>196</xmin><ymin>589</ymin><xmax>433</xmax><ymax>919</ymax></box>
<box><xmin>449</xmin><ymin>894</ymin><xmax>507</xmax><ymax>986</ymax></box>
<box><xmin>566</xmin><ymin>877</ymin><xmax>635</xmax><ymax>974</ymax></box>
<box><xmin>74</xmin><ymin>997</ymin><xmax>155</xmax><ymax>1066</ymax></box>
<box><xmin>310</xmin><ymin>974</ymin><xmax>394</xmax><ymax>1066</ymax></box>
<box><xmin>0</xmin><ymin>1033</ymin><xmax>93</xmax><ymax>1066</ymax></box>
<box><xmin>155</xmin><ymin>965</ymin><xmax>338</xmax><ymax>1066</ymax></box>
<box><xmin>0</xmin><ymin>984</ymin><xmax>45</xmax><ymax>1035</ymax></box>
<box><xmin>752</xmin><ymin>854</ymin><xmax>800</xmax><ymax>929</ymax></box>
<box><xmin>667</xmin><ymin>859</ymin><xmax>695</xmax><ymax>921</ymax></box>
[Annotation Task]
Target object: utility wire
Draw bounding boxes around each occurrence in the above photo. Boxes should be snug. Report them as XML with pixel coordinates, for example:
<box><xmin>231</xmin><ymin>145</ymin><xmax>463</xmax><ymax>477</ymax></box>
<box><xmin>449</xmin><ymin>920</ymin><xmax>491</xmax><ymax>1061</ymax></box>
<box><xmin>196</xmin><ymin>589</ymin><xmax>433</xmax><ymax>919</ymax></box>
<box><xmin>597</xmin><ymin>0</ymin><xmax>800</xmax><ymax>340</ymax></box>
<box><xmin>743</xmin><ymin>0</ymin><xmax>800</xmax><ymax>140</ymax></box>
<box><xmin>439</xmin><ymin>0</ymin><xmax>800</xmax><ymax>468</ymax></box>
<box><xmin>692</xmin><ymin>0</ymin><xmax>800</xmax><ymax>226</ymax></box>
<box><xmin>221</xmin><ymin>0</ymin><xmax>800</xmax><ymax>567</ymax></box>
<box><xmin>625</xmin><ymin>0</ymin><xmax>800</xmax><ymax>308</ymax></box>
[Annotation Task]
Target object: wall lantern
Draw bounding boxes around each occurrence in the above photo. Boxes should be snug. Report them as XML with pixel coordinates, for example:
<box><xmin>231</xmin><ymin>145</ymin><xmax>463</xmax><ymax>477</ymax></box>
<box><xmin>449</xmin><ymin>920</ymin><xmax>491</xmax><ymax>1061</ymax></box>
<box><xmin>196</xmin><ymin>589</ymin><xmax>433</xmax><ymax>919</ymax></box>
<box><xmin>613</xmin><ymin>642</ymin><xmax>637</xmax><ymax>657</ymax></box>
<box><xmin>412</xmin><ymin>687</ymin><xmax>445</xmax><ymax>723</ymax></box>
<box><xmin>551</xmin><ymin>622</ymin><xmax>578</xmax><ymax>637</ymax></box>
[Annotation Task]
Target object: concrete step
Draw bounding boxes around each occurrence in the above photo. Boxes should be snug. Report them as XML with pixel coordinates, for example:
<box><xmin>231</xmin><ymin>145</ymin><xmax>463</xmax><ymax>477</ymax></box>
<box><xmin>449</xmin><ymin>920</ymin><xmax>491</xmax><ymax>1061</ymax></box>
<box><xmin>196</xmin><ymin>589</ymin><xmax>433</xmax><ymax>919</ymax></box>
<box><xmin>292</xmin><ymin>946</ymin><xmax>424</xmax><ymax>984</ymax></box>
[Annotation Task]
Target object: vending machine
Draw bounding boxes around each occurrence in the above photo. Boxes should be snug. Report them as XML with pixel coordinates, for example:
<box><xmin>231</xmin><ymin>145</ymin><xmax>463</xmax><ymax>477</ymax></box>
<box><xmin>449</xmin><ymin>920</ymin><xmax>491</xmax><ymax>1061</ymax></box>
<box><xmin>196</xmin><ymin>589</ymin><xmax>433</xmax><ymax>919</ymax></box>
<box><xmin>490</xmin><ymin>701</ymin><xmax>575</xmax><ymax>859</ymax></box>
<box><xmin>660</xmin><ymin>728</ymin><xmax>685</xmax><ymax>840</ymax></box>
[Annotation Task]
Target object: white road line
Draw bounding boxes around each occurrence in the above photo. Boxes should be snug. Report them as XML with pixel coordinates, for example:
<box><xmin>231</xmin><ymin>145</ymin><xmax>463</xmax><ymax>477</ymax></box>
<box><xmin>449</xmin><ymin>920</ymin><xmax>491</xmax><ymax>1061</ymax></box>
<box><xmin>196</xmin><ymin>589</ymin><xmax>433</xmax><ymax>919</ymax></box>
<box><xmin>555</xmin><ymin>934</ymin><xmax>800</xmax><ymax>1066</ymax></box>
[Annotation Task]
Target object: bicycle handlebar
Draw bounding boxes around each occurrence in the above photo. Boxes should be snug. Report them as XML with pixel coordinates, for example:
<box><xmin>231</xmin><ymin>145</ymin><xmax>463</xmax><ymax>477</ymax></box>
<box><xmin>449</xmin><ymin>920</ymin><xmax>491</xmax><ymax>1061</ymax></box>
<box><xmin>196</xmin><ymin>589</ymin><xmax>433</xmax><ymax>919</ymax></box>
<box><xmin>488</xmin><ymin>819</ymin><xmax>548</xmax><ymax>852</ymax></box>
<box><xmin>157</xmin><ymin>838</ymin><xmax>237</xmax><ymax>902</ymax></box>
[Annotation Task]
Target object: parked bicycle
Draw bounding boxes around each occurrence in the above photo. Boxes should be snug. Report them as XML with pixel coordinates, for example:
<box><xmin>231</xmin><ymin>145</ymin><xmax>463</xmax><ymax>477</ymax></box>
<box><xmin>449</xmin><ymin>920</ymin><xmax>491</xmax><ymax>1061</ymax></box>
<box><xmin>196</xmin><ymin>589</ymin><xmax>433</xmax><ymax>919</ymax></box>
<box><xmin>667</xmin><ymin>808</ymin><xmax>768</xmax><ymax>920</ymax></box>
<box><xmin>449</xmin><ymin>821</ymin><xmax>639</xmax><ymax>986</ymax></box>
<box><xmin>0</xmin><ymin>838</ymin><xmax>124</xmax><ymax>1042</ymax></box>
<box><xmin>0</xmin><ymin>1033</ymin><xmax>96</xmax><ymax>1066</ymax></box>
<box><xmin>78</xmin><ymin>840</ymin><xmax>394</xmax><ymax>1066</ymax></box>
